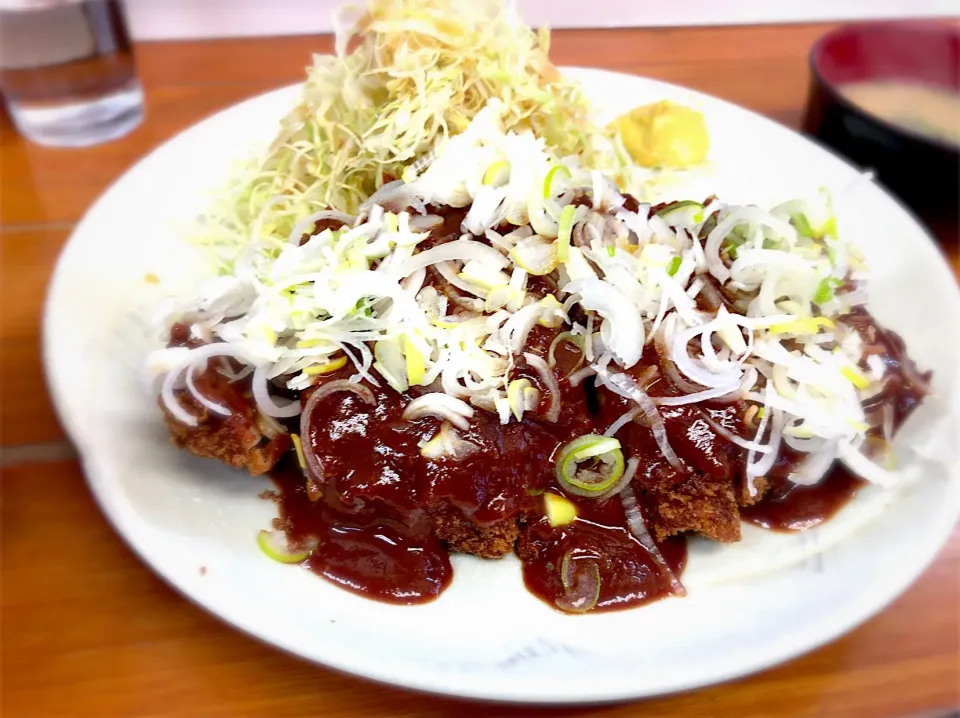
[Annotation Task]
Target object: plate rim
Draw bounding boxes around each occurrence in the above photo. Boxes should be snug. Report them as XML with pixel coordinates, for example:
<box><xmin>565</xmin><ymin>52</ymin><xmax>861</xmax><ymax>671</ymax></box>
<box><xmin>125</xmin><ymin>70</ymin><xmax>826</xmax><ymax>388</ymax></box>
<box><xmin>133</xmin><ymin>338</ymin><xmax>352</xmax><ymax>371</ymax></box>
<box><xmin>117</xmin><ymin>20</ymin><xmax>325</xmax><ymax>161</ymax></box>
<box><xmin>42</xmin><ymin>66</ymin><xmax>960</xmax><ymax>704</ymax></box>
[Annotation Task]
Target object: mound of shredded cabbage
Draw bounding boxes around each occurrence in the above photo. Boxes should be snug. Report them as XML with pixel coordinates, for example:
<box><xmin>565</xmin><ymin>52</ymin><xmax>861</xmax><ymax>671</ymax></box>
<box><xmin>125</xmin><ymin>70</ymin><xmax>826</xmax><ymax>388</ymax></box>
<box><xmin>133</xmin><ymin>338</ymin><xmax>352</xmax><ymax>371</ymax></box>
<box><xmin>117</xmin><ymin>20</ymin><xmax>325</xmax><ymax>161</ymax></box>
<box><xmin>150</xmin><ymin>99</ymin><xmax>910</xmax><ymax>493</ymax></box>
<box><xmin>197</xmin><ymin>0</ymin><xmax>628</xmax><ymax>271</ymax></box>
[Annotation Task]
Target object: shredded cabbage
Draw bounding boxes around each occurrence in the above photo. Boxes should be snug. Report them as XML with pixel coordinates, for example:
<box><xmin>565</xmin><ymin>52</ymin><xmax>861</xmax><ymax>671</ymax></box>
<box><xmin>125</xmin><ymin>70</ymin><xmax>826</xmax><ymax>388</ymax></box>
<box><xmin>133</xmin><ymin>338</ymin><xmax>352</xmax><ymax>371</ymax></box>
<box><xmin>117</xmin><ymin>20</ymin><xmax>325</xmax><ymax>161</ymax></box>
<box><xmin>196</xmin><ymin>0</ymin><xmax>627</xmax><ymax>268</ymax></box>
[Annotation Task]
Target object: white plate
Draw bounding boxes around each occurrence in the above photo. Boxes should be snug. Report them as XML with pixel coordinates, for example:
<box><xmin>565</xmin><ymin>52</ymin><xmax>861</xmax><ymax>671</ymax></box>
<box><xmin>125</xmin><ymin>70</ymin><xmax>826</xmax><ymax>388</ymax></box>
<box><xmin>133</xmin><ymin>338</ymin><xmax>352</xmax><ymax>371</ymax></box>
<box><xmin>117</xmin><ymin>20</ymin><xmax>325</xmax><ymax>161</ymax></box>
<box><xmin>44</xmin><ymin>68</ymin><xmax>960</xmax><ymax>703</ymax></box>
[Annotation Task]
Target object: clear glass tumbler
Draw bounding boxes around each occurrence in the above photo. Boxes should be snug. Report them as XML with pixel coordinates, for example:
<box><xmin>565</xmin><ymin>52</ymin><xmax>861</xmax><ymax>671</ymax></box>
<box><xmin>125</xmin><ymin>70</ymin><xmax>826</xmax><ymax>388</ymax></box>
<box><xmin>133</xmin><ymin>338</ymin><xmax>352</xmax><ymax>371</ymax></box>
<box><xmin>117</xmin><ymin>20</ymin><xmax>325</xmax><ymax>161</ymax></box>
<box><xmin>0</xmin><ymin>0</ymin><xmax>143</xmax><ymax>147</ymax></box>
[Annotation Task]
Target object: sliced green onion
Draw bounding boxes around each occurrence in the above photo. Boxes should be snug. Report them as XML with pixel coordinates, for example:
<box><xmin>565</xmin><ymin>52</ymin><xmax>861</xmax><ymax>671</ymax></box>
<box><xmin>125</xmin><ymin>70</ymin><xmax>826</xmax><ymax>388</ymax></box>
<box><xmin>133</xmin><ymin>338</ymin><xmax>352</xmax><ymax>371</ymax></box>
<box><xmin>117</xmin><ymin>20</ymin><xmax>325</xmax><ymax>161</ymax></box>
<box><xmin>257</xmin><ymin>530</ymin><xmax>312</xmax><ymax>564</ymax></box>
<box><xmin>842</xmin><ymin>365</ymin><xmax>870</xmax><ymax>390</ymax></box>
<box><xmin>768</xmin><ymin>317</ymin><xmax>835</xmax><ymax>335</ymax></box>
<box><xmin>419</xmin><ymin>422</ymin><xmax>477</xmax><ymax>459</ymax></box>
<box><xmin>373</xmin><ymin>338</ymin><xmax>408</xmax><ymax>392</ymax></box>
<box><xmin>459</xmin><ymin>260</ymin><xmax>510</xmax><ymax>288</ymax></box>
<box><xmin>543</xmin><ymin>164</ymin><xmax>571</xmax><ymax>198</ymax></box>
<box><xmin>507</xmin><ymin>378</ymin><xmax>535</xmax><ymax>421</ymax></box>
<box><xmin>640</xmin><ymin>243</ymin><xmax>671</xmax><ymax>267</ymax></box>
<box><xmin>606</xmin><ymin>245</ymin><xmax>616</xmax><ymax>257</ymax></box>
<box><xmin>667</xmin><ymin>256</ymin><xmax>682</xmax><ymax>276</ymax></box>
<box><xmin>257</xmin><ymin>325</ymin><xmax>277</xmax><ymax>345</ymax></box>
<box><xmin>656</xmin><ymin>200</ymin><xmax>704</xmax><ymax>224</ymax></box>
<box><xmin>290</xmin><ymin>433</ymin><xmax>308</xmax><ymax>470</ymax></box>
<box><xmin>547</xmin><ymin>331</ymin><xmax>586</xmax><ymax>374</ymax></box>
<box><xmin>419</xmin><ymin>432</ymin><xmax>446</xmax><ymax>459</ymax></box>
<box><xmin>385</xmin><ymin>212</ymin><xmax>399</xmax><ymax>234</ymax></box>
<box><xmin>847</xmin><ymin>418</ymin><xmax>871</xmax><ymax>432</ymax></box>
<box><xmin>304</xmin><ymin>355</ymin><xmax>348</xmax><ymax>375</ymax></box>
<box><xmin>555</xmin><ymin>435</ymin><xmax>625</xmax><ymax>497</ymax></box>
<box><xmin>485</xmin><ymin>285</ymin><xmax>525</xmax><ymax>312</ymax></box>
<box><xmin>791</xmin><ymin>212</ymin><xmax>815</xmax><ymax>238</ymax></box>
<box><xmin>556</xmin><ymin>204</ymin><xmax>576</xmax><ymax>263</ymax></box>
<box><xmin>482</xmin><ymin>160</ymin><xmax>510</xmax><ymax>186</ymax></box>
<box><xmin>403</xmin><ymin>334</ymin><xmax>426</xmax><ymax>386</ymax></box>
<box><xmin>823</xmin><ymin>215</ymin><xmax>838</xmax><ymax>238</ymax></box>
<box><xmin>347</xmin><ymin>241</ymin><xmax>368</xmax><ymax>270</ymax></box>
<box><xmin>722</xmin><ymin>235</ymin><xmax>745</xmax><ymax>259</ymax></box>
<box><xmin>544</xmin><ymin>492</ymin><xmax>578</xmax><ymax>527</ymax></box>
<box><xmin>555</xmin><ymin>552</ymin><xmax>600</xmax><ymax>613</ymax></box>
<box><xmin>814</xmin><ymin>276</ymin><xmax>843</xmax><ymax>305</ymax></box>
<box><xmin>536</xmin><ymin>294</ymin><xmax>565</xmax><ymax>328</ymax></box>
<box><xmin>511</xmin><ymin>236</ymin><xmax>559</xmax><ymax>276</ymax></box>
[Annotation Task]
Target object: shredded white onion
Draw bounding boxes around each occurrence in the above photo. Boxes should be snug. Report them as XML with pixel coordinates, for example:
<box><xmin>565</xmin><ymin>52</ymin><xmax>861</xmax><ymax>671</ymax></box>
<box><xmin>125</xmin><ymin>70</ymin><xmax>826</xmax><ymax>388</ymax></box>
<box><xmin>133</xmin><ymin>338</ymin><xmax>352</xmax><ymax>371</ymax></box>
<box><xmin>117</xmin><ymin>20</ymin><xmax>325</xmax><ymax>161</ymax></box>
<box><xmin>746</xmin><ymin>406</ymin><xmax>785</xmax><ymax>479</ymax></box>
<box><xmin>670</xmin><ymin>320</ymin><xmax>743</xmax><ymax>389</ymax></box>
<box><xmin>161</xmin><ymin>344</ymin><xmax>253</xmax><ymax>427</ymax></box>
<box><xmin>620</xmin><ymin>483</ymin><xmax>686</xmax><ymax>595</ymax></box>
<box><xmin>299</xmin><ymin>380</ymin><xmax>376</xmax><ymax>481</ymax></box>
<box><xmin>696</xmin><ymin>410</ymin><xmax>772</xmax><ymax>454</ymax></box>
<box><xmin>655</xmin><ymin>383</ymin><xmax>741</xmax><ymax>407</ymax></box>
<box><xmin>403</xmin><ymin>393</ymin><xmax>475</xmax><ymax>430</ymax></box>
<box><xmin>185</xmin><ymin>366</ymin><xmax>231</xmax><ymax>416</ymax></box>
<box><xmin>435</xmin><ymin>260</ymin><xmax>488</xmax><ymax>300</ymax></box>
<box><xmin>252</xmin><ymin>365</ymin><xmax>303</xmax><ymax>418</ymax></box>
<box><xmin>788</xmin><ymin>445</ymin><xmax>837</xmax><ymax>485</ymax></box>
<box><xmin>838</xmin><ymin>440</ymin><xmax>897</xmax><ymax>487</ymax></box>
<box><xmin>597</xmin><ymin>368</ymin><xmax>682</xmax><ymax>471</ymax></box>
<box><xmin>361</xmin><ymin>180</ymin><xmax>428</xmax><ymax>214</ymax></box>
<box><xmin>565</xmin><ymin>278</ymin><xmax>644</xmax><ymax>367</ymax></box>
<box><xmin>523</xmin><ymin>352</ymin><xmax>560</xmax><ymax>423</ymax></box>
<box><xmin>568</xmin><ymin>365</ymin><xmax>597</xmax><ymax>387</ymax></box>
<box><xmin>399</xmin><ymin>239</ymin><xmax>508</xmax><ymax>277</ymax></box>
<box><xmin>499</xmin><ymin>302</ymin><xmax>542</xmax><ymax>354</ymax></box>
<box><xmin>287</xmin><ymin>210</ymin><xmax>355</xmax><ymax>245</ymax></box>
<box><xmin>147</xmin><ymin>100</ymin><xmax>903</xmax><ymax>498</ymax></box>
<box><xmin>619</xmin><ymin>480</ymin><xmax>654</xmax><ymax>550</ymax></box>
<box><xmin>604</xmin><ymin>407</ymin><xmax>640</xmax><ymax>437</ymax></box>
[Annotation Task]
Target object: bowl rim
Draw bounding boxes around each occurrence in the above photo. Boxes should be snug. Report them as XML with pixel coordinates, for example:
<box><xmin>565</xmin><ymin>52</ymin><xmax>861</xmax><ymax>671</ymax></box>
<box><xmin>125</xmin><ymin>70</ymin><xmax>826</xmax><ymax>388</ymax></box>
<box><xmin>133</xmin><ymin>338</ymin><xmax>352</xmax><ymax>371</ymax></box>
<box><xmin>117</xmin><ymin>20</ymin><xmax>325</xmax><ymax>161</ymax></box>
<box><xmin>807</xmin><ymin>21</ymin><xmax>960</xmax><ymax>156</ymax></box>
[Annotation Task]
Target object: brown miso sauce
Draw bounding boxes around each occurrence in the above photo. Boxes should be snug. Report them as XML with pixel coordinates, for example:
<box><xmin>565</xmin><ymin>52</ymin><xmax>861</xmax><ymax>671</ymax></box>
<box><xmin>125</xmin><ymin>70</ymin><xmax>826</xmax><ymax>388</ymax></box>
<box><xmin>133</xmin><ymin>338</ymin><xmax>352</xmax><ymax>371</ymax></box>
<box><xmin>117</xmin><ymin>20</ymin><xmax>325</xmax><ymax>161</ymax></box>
<box><xmin>262</xmin><ymin>330</ymin><xmax>872</xmax><ymax>610</ymax></box>
<box><xmin>520</xmin><ymin>496</ymin><xmax>687</xmax><ymax>613</ymax></box>
<box><xmin>254</xmin><ymin>213</ymin><xmax>918</xmax><ymax>612</ymax></box>
<box><xmin>741</xmin><ymin>466</ymin><xmax>866</xmax><ymax>532</ymax></box>
<box><xmin>270</xmin><ymin>457</ymin><xmax>452</xmax><ymax>604</ymax></box>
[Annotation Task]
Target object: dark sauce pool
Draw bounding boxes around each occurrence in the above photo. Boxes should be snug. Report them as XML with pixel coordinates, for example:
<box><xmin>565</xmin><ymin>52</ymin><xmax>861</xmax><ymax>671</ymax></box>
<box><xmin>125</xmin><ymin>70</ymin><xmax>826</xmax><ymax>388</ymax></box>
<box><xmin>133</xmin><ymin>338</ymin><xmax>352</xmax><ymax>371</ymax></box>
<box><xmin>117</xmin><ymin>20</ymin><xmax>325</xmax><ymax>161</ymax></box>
<box><xmin>270</xmin><ymin>456</ymin><xmax>453</xmax><ymax>603</ymax></box>
<box><xmin>269</xmin><ymin>446</ymin><xmax>690</xmax><ymax>611</ymax></box>
<box><xmin>264</xmin><ymin>327</ymin><xmax>700</xmax><ymax>611</ymax></box>
<box><xmin>269</xmin><ymin>449</ymin><xmax>866</xmax><ymax>609</ymax></box>
<box><xmin>263</xmin><ymin>318</ymin><xmax>909</xmax><ymax>612</ymax></box>
<box><xmin>741</xmin><ymin>467</ymin><xmax>866</xmax><ymax>532</ymax></box>
<box><xmin>167</xmin><ymin>199</ymin><xmax>929</xmax><ymax>614</ymax></box>
<box><xmin>519</xmin><ymin>495</ymin><xmax>687</xmax><ymax>611</ymax></box>
<box><xmin>253</xmin><ymin>246</ymin><xmax>926</xmax><ymax>613</ymax></box>
<box><xmin>263</xmin><ymin>332</ymin><xmax>878</xmax><ymax>613</ymax></box>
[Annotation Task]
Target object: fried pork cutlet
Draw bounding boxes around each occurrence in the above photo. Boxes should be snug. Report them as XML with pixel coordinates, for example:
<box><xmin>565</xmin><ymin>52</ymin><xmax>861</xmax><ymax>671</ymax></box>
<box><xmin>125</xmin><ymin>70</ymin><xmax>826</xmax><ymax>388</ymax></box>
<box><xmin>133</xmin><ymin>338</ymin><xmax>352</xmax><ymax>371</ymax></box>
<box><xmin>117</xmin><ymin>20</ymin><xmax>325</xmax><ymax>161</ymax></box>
<box><xmin>428</xmin><ymin>501</ymin><xmax>523</xmax><ymax>558</ymax></box>
<box><xmin>162</xmin><ymin>367</ymin><xmax>290</xmax><ymax>476</ymax></box>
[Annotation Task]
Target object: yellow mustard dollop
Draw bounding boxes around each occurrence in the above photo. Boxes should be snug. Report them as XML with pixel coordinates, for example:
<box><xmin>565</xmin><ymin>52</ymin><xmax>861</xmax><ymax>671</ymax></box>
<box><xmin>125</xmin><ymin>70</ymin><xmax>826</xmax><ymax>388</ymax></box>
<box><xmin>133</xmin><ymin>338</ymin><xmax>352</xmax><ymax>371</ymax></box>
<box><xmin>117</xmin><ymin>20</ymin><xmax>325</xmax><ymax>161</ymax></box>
<box><xmin>616</xmin><ymin>99</ymin><xmax>710</xmax><ymax>169</ymax></box>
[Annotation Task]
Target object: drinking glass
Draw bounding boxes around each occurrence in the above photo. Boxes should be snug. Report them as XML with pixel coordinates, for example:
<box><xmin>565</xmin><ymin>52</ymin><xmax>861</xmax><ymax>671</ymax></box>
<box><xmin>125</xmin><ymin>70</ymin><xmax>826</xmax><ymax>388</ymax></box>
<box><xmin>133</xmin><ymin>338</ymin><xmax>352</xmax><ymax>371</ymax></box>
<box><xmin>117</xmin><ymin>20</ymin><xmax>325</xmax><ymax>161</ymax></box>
<box><xmin>0</xmin><ymin>0</ymin><xmax>143</xmax><ymax>147</ymax></box>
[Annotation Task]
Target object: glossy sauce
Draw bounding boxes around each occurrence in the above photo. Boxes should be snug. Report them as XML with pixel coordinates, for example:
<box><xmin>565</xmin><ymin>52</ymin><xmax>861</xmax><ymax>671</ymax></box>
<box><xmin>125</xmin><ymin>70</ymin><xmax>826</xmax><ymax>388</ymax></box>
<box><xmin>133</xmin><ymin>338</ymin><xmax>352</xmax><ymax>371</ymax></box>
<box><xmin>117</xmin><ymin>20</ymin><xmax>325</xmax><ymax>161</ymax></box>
<box><xmin>270</xmin><ymin>456</ymin><xmax>453</xmax><ymax>603</ymax></box>
<box><xmin>740</xmin><ymin>468</ymin><xmax>865</xmax><ymax>532</ymax></box>
<box><xmin>520</xmin><ymin>495</ymin><xmax>687</xmax><ymax>612</ymax></box>
<box><xmin>254</xmin><ymin>214</ymin><xmax>926</xmax><ymax>613</ymax></box>
<box><xmin>267</xmin><ymin>328</ymin><xmax>870</xmax><ymax>610</ymax></box>
<box><xmin>268</xmin><ymin>325</ymin><xmax>697</xmax><ymax>610</ymax></box>
<box><xmin>515</xmin><ymin>332</ymin><xmax>689</xmax><ymax>611</ymax></box>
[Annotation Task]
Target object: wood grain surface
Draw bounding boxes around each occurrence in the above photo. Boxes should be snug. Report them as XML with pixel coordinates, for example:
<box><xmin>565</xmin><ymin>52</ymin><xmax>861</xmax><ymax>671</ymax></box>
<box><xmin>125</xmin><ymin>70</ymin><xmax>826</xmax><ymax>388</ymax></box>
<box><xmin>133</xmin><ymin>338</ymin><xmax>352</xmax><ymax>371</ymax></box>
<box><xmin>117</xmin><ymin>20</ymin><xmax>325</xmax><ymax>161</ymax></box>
<box><xmin>1</xmin><ymin>22</ymin><xmax>958</xmax><ymax>718</ymax></box>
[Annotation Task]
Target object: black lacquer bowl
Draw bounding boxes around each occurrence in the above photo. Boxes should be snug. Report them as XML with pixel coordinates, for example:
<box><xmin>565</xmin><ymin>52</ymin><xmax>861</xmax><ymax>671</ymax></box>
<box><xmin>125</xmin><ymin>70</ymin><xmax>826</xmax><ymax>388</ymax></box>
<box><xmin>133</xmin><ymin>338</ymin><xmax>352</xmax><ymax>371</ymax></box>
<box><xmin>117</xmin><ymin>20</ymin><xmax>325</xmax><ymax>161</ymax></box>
<box><xmin>803</xmin><ymin>23</ymin><xmax>960</xmax><ymax>229</ymax></box>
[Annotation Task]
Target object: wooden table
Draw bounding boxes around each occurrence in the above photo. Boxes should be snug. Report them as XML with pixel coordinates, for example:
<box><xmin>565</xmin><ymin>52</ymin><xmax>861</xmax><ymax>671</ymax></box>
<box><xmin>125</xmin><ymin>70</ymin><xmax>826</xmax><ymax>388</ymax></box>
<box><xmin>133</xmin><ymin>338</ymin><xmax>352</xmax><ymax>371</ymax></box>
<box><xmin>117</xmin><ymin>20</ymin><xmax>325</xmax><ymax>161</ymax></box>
<box><xmin>2</xmin><ymin>23</ymin><xmax>958</xmax><ymax>718</ymax></box>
